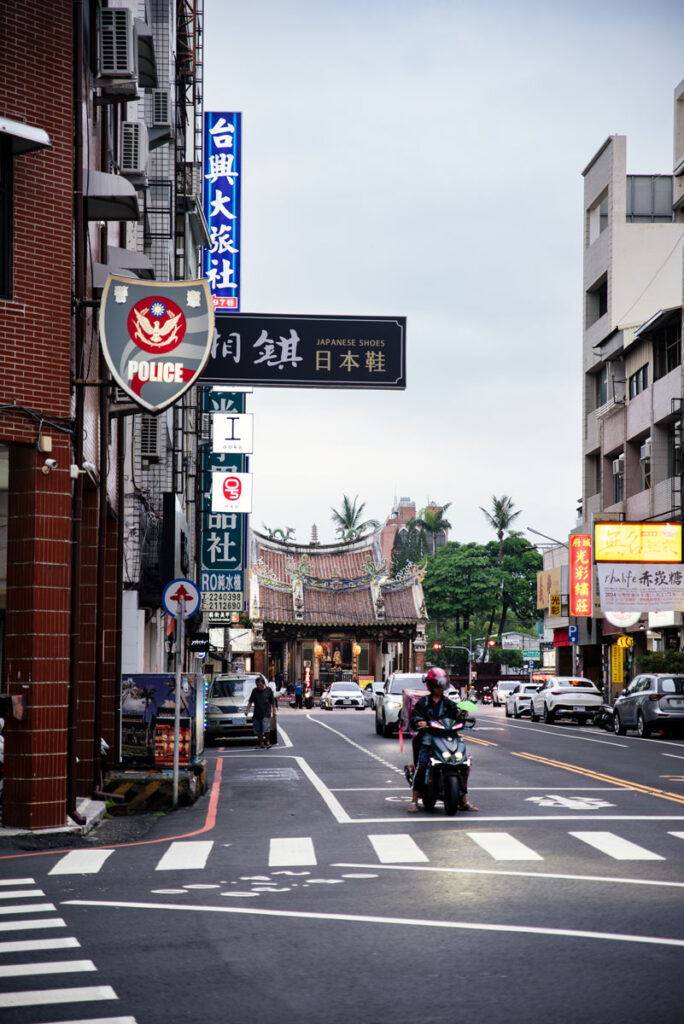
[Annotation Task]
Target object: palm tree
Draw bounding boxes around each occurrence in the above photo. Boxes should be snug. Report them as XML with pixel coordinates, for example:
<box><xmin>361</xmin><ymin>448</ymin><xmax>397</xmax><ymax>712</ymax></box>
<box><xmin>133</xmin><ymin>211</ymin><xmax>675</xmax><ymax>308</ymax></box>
<box><xmin>411</xmin><ymin>502</ymin><xmax>452</xmax><ymax>555</ymax></box>
<box><xmin>479</xmin><ymin>495</ymin><xmax>521</xmax><ymax>564</ymax></box>
<box><xmin>330</xmin><ymin>494</ymin><xmax>380</xmax><ymax>539</ymax></box>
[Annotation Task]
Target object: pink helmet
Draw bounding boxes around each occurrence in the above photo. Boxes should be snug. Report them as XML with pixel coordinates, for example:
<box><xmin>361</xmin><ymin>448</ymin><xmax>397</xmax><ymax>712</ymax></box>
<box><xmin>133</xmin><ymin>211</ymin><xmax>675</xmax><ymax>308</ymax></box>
<box><xmin>425</xmin><ymin>666</ymin><xmax>449</xmax><ymax>692</ymax></box>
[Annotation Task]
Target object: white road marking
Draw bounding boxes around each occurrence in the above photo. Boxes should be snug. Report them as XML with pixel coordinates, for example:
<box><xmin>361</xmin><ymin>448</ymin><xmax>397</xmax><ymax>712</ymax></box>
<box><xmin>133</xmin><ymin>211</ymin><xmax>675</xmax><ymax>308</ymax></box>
<box><xmin>269</xmin><ymin>837</ymin><xmax>317</xmax><ymax>867</ymax></box>
<box><xmin>0</xmin><ymin>919</ymin><xmax>66</xmax><ymax>932</ymax></box>
<box><xmin>368</xmin><ymin>833</ymin><xmax>429</xmax><ymax>863</ymax></box>
<box><xmin>570</xmin><ymin>832</ymin><xmax>665</xmax><ymax>860</ymax></box>
<box><xmin>334</xmin><ymin>861</ymin><xmax>684</xmax><ymax>889</ymax></box>
<box><xmin>669</xmin><ymin>831</ymin><xmax>684</xmax><ymax>840</ymax></box>
<box><xmin>38</xmin><ymin>1019</ymin><xmax>137</xmax><ymax>1024</ymax></box>
<box><xmin>0</xmin><ymin>985</ymin><xmax>117</xmax><ymax>1008</ymax></box>
<box><xmin>0</xmin><ymin>938</ymin><xmax>80</xmax><ymax>954</ymax></box>
<box><xmin>292</xmin><ymin>756</ymin><xmax>352</xmax><ymax>823</ymax></box>
<box><xmin>0</xmin><ymin>903</ymin><xmax>55</xmax><ymax>916</ymax></box>
<box><xmin>49</xmin><ymin>850</ymin><xmax>114</xmax><ymax>876</ymax></box>
<box><xmin>467</xmin><ymin>832</ymin><xmax>544</xmax><ymax>861</ymax></box>
<box><xmin>0</xmin><ymin>879</ymin><xmax>35</xmax><ymax>886</ymax></box>
<box><xmin>306</xmin><ymin>715</ymin><xmax>403</xmax><ymax>774</ymax></box>
<box><xmin>276</xmin><ymin>725</ymin><xmax>293</xmax><ymax>747</ymax></box>
<box><xmin>662</xmin><ymin>753</ymin><xmax>684</xmax><ymax>760</ymax></box>
<box><xmin>155</xmin><ymin>841</ymin><xmax>214</xmax><ymax>871</ymax></box>
<box><xmin>0</xmin><ymin>889</ymin><xmax>45</xmax><ymax>900</ymax></box>
<box><xmin>63</xmin><ymin>898</ymin><xmax>684</xmax><ymax>949</ymax></box>
<box><xmin>0</xmin><ymin>960</ymin><xmax>96</xmax><ymax>978</ymax></box>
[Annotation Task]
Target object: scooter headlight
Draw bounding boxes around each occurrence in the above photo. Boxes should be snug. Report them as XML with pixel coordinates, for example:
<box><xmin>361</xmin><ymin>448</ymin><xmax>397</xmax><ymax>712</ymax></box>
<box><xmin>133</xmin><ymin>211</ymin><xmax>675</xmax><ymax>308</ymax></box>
<box><xmin>453</xmin><ymin>750</ymin><xmax>463</xmax><ymax>762</ymax></box>
<box><xmin>442</xmin><ymin>751</ymin><xmax>452</xmax><ymax>761</ymax></box>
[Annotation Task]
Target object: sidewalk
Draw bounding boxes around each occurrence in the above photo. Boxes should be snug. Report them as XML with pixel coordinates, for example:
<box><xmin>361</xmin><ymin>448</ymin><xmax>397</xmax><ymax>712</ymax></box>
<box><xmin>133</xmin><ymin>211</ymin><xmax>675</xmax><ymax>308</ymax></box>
<box><xmin>0</xmin><ymin>797</ymin><xmax>107</xmax><ymax>841</ymax></box>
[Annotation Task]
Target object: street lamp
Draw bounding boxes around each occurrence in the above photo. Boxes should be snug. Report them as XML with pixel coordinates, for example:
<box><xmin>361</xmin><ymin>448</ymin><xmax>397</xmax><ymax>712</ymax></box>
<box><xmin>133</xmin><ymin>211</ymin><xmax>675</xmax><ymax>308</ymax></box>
<box><xmin>527</xmin><ymin>526</ymin><xmax>569</xmax><ymax>549</ymax></box>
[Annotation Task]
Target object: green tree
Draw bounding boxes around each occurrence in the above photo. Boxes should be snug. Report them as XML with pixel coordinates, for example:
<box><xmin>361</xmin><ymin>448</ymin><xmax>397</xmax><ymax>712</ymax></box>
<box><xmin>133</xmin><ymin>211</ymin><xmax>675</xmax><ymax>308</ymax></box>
<box><xmin>479</xmin><ymin>494</ymin><xmax>522</xmax><ymax>564</ymax></box>
<box><xmin>489</xmin><ymin>533</ymin><xmax>542</xmax><ymax>637</ymax></box>
<box><xmin>422</xmin><ymin>541</ymin><xmax>500</xmax><ymax>633</ymax></box>
<box><xmin>410</xmin><ymin>503</ymin><xmax>452</xmax><ymax>555</ymax></box>
<box><xmin>391</xmin><ymin>521</ymin><xmax>428</xmax><ymax>574</ymax></box>
<box><xmin>330</xmin><ymin>494</ymin><xmax>380</xmax><ymax>539</ymax></box>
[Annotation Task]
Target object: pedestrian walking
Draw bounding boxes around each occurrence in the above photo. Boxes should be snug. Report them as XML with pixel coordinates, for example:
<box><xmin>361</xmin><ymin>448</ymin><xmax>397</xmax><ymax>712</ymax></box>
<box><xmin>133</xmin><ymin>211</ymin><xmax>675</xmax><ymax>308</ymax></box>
<box><xmin>293</xmin><ymin>679</ymin><xmax>303</xmax><ymax>709</ymax></box>
<box><xmin>246</xmin><ymin>678</ymin><xmax>277</xmax><ymax>749</ymax></box>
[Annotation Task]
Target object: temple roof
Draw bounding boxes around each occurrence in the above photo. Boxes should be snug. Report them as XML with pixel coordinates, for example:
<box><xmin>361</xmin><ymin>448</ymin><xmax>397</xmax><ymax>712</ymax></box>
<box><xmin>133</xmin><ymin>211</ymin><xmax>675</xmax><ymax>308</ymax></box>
<box><xmin>249</xmin><ymin>528</ymin><xmax>425</xmax><ymax>627</ymax></box>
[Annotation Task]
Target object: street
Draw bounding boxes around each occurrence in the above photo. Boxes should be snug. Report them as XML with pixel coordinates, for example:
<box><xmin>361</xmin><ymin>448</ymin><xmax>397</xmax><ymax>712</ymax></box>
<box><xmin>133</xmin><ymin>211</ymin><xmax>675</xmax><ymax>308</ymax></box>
<box><xmin>1</xmin><ymin>704</ymin><xmax>684</xmax><ymax>1024</ymax></box>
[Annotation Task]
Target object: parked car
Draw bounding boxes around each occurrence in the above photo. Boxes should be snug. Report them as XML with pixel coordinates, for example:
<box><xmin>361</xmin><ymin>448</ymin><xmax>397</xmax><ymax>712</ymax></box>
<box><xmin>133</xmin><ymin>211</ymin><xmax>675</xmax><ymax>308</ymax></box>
<box><xmin>322</xmin><ymin>681</ymin><xmax>366</xmax><ymax>711</ymax></box>
<box><xmin>375</xmin><ymin>671</ymin><xmax>426</xmax><ymax>737</ymax></box>
<box><xmin>613</xmin><ymin>674</ymin><xmax>684</xmax><ymax>737</ymax></box>
<box><xmin>529</xmin><ymin>676</ymin><xmax>602</xmax><ymax>725</ymax></box>
<box><xmin>205</xmin><ymin>672</ymin><xmax>270</xmax><ymax>744</ymax></box>
<box><xmin>505</xmin><ymin>683</ymin><xmax>540</xmax><ymax>718</ymax></box>
<box><xmin>363</xmin><ymin>680</ymin><xmax>385</xmax><ymax>709</ymax></box>
<box><xmin>492</xmin><ymin>681</ymin><xmax>518</xmax><ymax>707</ymax></box>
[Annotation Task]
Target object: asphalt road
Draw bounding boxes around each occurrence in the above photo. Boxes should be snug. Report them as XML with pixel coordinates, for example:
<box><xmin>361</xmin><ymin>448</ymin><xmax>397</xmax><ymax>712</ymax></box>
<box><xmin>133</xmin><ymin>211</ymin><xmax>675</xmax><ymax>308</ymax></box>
<box><xmin>1</xmin><ymin>704</ymin><xmax>684</xmax><ymax>1024</ymax></box>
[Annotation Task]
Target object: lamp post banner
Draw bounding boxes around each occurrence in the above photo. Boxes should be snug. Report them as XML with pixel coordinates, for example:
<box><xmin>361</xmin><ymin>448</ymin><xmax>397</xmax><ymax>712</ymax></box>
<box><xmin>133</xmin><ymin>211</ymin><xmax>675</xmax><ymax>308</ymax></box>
<box><xmin>203</xmin><ymin>312</ymin><xmax>406</xmax><ymax>389</ymax></box>
<box><xmin>99</xmin><ymin>276</ymin><xmax>215</xmax><ymax>413</ymax></box>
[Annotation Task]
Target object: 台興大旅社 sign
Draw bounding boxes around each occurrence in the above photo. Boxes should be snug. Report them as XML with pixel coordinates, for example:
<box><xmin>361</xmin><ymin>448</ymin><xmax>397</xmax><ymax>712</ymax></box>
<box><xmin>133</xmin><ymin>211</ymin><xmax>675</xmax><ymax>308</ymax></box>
<box><xmin>203</xmin><ymin>312</ymin><xmax>406</xmax><ymax>389</ymax></box>
<box><xmin>99</xmin><ymin>276</ymin><xmax>215</xmax><ymax>413</ymax></box>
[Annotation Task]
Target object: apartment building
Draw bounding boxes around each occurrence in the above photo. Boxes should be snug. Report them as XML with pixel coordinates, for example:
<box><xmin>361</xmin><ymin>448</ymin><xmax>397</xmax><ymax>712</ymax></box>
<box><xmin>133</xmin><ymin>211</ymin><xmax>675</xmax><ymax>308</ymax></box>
<box><xmin>580</xmin><ymin>77</ymin><xmax>684</xmax><ymax>667</ymax></box>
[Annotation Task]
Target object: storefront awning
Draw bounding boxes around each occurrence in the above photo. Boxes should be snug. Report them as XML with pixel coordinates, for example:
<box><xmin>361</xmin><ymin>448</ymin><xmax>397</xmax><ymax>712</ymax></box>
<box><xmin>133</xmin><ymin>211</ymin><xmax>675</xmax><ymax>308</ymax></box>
<box><xmin>0</xmin><ymin>116</ymin><xmax>50</xmax><ymax>154</ymax></box>
<box><xmin>85</xmin><ymin>170</ymin><xmax>140</xmax><ymax>221</ymax></box>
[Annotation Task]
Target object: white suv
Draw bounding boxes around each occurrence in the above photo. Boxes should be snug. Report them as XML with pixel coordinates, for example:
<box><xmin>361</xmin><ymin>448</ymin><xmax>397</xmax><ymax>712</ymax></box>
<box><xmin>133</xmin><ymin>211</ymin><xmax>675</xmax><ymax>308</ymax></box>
<box><xmin>505</xmin><ymin>683</ymin><xmax>540</xmax><ymax>719</ymax></box>
<box><xmin>529</xmin><ymin>676</ymin><xmax>602</xmax><ymax>725</ymax></box>
<box><xmin>493</xmin><ymin>681</ymin><xmax>518</xmax><ymax>707</ymax></box>
<box><xmin>375</xmin><ymin>672</ymin><xmax>425</xmax><ymax>737</ymax></box>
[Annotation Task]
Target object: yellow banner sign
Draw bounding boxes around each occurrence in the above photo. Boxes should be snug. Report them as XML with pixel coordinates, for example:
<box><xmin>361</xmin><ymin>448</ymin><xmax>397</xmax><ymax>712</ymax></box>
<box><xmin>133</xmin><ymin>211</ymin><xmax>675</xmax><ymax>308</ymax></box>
<box><xmin>537</xmin><ymin>566</ymin><xmax>563</xmax><ymax>610</ymax></box>
<box><xmin>549</xmin><ymin>594</ymin><xmax>561</xmax><ymax>616</ymax></box>
<box><xmin>611</xmin><ymin>644</ymin><xmax>624</xmax><ymax>685</ymax></box>
<box><xmin>594</xmin><ymin>522</ymin><xmax>682</xmax><ymax>563</ymax></box>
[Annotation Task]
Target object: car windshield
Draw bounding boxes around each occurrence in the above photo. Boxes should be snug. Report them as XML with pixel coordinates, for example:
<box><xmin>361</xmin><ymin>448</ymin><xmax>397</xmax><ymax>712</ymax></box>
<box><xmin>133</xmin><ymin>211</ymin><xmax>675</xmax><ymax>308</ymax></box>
<box><xmin>331</xmin><ymin>683</ymin><xmax>359</xmax><ymax>692</ymax></box>
<box><xmin>210</xmin><ymin>678</ymin><xmax>255</xmax><ymax>698</ymax></box>
<box><xmin>389</xmin><ymin>675</ymin><xmax>424</xmax><ymax>694</ymax></box>
<box><xmin>658</xmin><ymin>677</ymin><xmax>684</xmax><ymax>694</ymax></box>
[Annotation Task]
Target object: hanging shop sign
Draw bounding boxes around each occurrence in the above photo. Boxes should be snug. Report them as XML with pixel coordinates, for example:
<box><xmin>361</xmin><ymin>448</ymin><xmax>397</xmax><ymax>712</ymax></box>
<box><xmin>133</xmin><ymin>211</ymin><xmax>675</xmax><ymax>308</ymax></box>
<box><xmin>99</xmin><ymin>276</ymin><xmax>214</xmax><ymax>413</ymax></box>
<box><xmin>597</xmin><ymin>563</ymin><xmax>684</xmax><ymax>611</ymax></box>
<box><xmin>594</xmin><ymin>522</ymin><xmax>681</xmax><ymax>563</ymax></box>
<box><xmin>203</xmin><ymin>312</ymin><xmax>406</xmax><ymax>389</ymax></box>
<box><xmin>537</xmin><ymin>566</ymin><xmax>564</xmax><ymax>610</ymax></box>
<box><xmin>203</xmin><ymin>111</ymin><xmax>241</xmax><ymax>310</ymax></box>
<box><xmin>212</xmin><ymin>412</ymin><xmax>253</xmax><ymax>454</ymax></box>
<box><xmin>569</xmin><ymin>534</ymin><xmax>593</xmax><ymax>617</ymax></box>
<box><xmin>611</xmin><ymin>645</ymin><xmax>624</xmax><ymax>685</ymax></box>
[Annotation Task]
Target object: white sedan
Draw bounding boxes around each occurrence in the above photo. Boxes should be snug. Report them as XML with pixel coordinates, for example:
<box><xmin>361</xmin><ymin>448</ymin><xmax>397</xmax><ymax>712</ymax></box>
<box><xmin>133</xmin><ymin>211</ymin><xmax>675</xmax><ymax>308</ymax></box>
<box><xmin>505</xmin><ymin>683</ymin><xmax>540</xmax><ymax>718</ymax></box>
<box><xmin>529</xmin><ymin>676</ymin><xmax>603</xmax><ymax>725</ymax></box>
<box><xmin>322</xmin><ymin>681</ymin><xmax>366</xmax><ymax>710</ymax></box>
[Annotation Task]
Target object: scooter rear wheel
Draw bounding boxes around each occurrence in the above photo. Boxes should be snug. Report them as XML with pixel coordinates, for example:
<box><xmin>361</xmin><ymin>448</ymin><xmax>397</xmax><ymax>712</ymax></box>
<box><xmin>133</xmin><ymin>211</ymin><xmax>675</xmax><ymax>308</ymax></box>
<box><xmin>444</xmin><ymin>774</ymin><xmax>462</xmax><ymax>816</ymax></box>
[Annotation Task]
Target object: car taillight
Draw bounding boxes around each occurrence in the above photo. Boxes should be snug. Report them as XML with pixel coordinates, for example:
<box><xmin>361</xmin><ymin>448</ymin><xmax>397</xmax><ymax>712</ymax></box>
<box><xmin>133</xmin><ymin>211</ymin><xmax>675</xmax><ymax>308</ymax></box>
<box><xmin>648</xmin><ymin>693</ymin><xmax>661</xmax><ymax>701</ymax></box>
<box><xmin>551</xmin><ymin>690</ymin><xmax>564</xmax><ymax>695</ymax></box>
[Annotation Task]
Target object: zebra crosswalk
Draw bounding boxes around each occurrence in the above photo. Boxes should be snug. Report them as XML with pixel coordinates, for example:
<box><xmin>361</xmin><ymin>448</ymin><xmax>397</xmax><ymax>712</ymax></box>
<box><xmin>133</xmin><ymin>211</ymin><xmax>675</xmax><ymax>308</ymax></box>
<box><xmin>25</xmin><ymin>828</ymin><xmax>684</xmax><ymax>877</ymax></box>
<box><xmin>0</xmin><ymin>878</ymin><xmax>137</xmax><ymax>1023</ymax></box>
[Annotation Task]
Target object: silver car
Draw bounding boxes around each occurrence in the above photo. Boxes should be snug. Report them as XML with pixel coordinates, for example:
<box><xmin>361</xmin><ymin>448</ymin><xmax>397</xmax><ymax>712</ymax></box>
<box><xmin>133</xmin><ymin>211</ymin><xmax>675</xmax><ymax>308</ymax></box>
<box><xmin>613</xmin><ymin>673</ymin><xmax>684</xmax><ymax>737</ymax></box>
<box><xmin>205</xmin><ymin>673</ymin><xmax>267</xmax><ymax>743</ymax></box>
<box><xmin>375</xmin><ymin>671</ymin><xmax>426</xmax><ymax>737</ymax></box>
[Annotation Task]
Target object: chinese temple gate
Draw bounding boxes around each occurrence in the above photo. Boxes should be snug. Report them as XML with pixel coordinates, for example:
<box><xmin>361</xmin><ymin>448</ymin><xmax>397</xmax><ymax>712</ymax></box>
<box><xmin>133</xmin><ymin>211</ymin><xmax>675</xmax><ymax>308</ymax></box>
<box><xmin>248</xmin><ymin>530</ymin><xmax>427</xmax><ymax>687</ymax></box>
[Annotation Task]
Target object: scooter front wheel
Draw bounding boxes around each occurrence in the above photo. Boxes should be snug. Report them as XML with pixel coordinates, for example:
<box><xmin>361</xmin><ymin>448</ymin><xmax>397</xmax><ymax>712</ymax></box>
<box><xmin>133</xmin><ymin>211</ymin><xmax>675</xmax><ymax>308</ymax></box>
<box><xmin>421</xmin><ymin>778</ymin><xmax>437</xmax><ymax>812</ymax></box>
<box><xmin>444</xmin><ymin>774</ymin><xmax>462</xmax><ymax>816</ymax></box>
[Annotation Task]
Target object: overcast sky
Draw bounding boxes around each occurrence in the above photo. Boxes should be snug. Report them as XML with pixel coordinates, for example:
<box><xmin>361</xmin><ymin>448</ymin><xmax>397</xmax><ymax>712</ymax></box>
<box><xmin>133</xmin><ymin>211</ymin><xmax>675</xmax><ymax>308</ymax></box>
<box><xmin>204</xmin><ymin>0</ymin><xmax>684</xmax><ymax>550</ymax></box>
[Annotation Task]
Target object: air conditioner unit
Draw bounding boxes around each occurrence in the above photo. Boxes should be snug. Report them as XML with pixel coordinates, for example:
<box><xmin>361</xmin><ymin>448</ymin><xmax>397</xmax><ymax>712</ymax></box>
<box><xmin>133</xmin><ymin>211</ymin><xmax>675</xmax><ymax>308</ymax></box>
<box><xmin>152</xmin><ymin>89</ymin><xmax>171</xmax><ymax>126</ymax></box>
<box><xmin>120</xmin><ymin>122</ymin><xmax>149</xmax><ymax>176</ymax></box>
<box><xmin>140</xmin><ymin>416</ymin><xmax>160</xmax><ymax>460</ymax></box>
<box><xmin>640</xmin><ymin>440</ymin><xmax>652</xmax><ymax>460</ymax></box>
<box><xmin>612</xmin><ymin>457</ymin><xmax>624</xmax><ymax>475</ymax></box>
<box><xmin>99</xmin><ymin>8</ymin><xmax>136</xmax><ymax>78</ymax></box>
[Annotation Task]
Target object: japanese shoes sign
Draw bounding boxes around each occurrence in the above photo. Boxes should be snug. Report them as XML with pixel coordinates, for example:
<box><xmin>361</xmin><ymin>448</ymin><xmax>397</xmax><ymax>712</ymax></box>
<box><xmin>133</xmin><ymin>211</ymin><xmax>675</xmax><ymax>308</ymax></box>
<box><xmin>203</xmin><ymin>112</ymin><xmax>241</xmax><ymax>310</ymax></box>
<box><xmin>99</xmin><ymin>277</ymin><xmax>214</xmax><ymax>413</ymax></box>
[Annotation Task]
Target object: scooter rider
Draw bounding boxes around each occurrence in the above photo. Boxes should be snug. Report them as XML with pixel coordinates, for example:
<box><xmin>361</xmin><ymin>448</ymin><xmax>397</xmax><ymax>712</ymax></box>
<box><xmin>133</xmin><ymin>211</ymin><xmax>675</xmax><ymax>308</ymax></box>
<box><xmin>407</xmin><ymin>667</ymin><xmax>478</xmax><ymax>814</ymax></box>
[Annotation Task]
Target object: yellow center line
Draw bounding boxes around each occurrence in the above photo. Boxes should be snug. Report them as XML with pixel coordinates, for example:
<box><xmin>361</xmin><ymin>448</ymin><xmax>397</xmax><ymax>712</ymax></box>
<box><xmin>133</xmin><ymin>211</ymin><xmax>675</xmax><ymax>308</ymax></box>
<box><xmin>512</xmin><ymin>751</ymin><xmax>684</xmax><ymax>805</ymax></box>
<box><xmin>467</xmin><ymin>736</ymin><xmax>498</xmax><ymax>747</ymax></box>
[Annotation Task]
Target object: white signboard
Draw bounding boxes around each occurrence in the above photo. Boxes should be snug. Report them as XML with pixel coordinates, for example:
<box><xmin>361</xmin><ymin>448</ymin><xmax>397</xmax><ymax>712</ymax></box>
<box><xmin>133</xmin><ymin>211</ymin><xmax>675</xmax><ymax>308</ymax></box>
<box><xmin>597</xmin><ymin>563</ymin><xmax>684</xmax><ymax>611</ymax></box>
<box><xmin>211</xmin><ymin>471</ymin><xmax>252</xmax><ymax>513</ymax></box>
<box><xmin>212</xmin><ymin>413</ymin><xmax>253</xmax><ymax>454</ymax></box>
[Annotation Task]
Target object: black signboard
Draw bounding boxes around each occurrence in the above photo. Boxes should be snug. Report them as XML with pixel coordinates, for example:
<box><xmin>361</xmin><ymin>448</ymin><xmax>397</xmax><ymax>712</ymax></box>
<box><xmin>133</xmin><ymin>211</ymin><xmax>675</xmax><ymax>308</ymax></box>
<box><xmin>202</xmin><ymin>312</ymin><xmax>406</xmax><ymax>389</ymax></box>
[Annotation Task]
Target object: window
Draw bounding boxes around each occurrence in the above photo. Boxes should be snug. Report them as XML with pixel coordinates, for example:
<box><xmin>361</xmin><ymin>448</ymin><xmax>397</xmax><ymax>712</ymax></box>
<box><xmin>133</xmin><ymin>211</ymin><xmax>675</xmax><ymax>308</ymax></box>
<box><xmin>586</xmin><ymin>276</ymin><xmax>608</xmax><ymax>327</ymax></box>
<box><xmin>588</xmin><ymin>192</ymin><xmax>609</xmax><ymax>244</ymax></box>
<box><xmin>626</xmin><ymin>175</ymin><xmax>673</xmax><ymax>223</ymax></box>
<box><xmin>596</xmin><ymin>366</ymin><xmax>608</xmax><ymax>406</ymax></box>
<box><xmin>639</xmin><ymin>436</ymin><xmax>651</xmax><ymax>490</ymax></box>
<box><xmin>653</xmin><ymin>322</ymin><xmax>681</xmax><ymax>381</ymax></box>
<box><xmin>668</xmin><ymin>421</ymin><xmax>682</xmax><ymax>478</ymax></box>
<box><xmin>612</xmin><ymin>453</ymin><xmax>624</xmax><ymax>503</ymax></box>
<box><xmin>628</xmin><ymin>364</ymin><xmax>648</xmax><ymax>398</ymax></box>
<box><xmin>0</xmin><ymin>136</ymin><xmax>12</xmax><ymax>298</ymax></box>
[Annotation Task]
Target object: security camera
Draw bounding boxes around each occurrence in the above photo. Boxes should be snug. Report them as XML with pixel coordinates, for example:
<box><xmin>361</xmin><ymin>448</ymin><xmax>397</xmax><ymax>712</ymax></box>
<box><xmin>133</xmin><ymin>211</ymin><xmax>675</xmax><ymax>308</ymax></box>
<box><xmin>41</xmin><ymin>458</ymin><xmax>58</xmax><ymax>474</ymax></box>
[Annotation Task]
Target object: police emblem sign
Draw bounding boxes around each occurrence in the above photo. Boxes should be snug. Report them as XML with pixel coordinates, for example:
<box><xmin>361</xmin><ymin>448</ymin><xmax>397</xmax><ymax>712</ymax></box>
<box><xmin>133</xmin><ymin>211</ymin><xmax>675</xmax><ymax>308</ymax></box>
<box><xmin>99</xmin><ymin>276</ymin><xmax>215</xmax><ymax>413</ymax></box>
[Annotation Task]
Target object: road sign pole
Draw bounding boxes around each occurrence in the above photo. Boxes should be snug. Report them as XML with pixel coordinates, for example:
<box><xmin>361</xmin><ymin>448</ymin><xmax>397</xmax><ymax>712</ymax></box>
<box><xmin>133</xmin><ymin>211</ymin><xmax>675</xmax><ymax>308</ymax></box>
<box><xmin>173</xmin><ymin>598</ymin><xmax>185</xmax><ymax>809</ymax></box>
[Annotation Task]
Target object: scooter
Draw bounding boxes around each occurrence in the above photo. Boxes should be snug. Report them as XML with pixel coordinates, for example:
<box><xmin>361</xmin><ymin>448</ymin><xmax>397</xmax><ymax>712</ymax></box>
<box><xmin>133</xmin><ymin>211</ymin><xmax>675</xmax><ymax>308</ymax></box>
<box><xmin>406</xmin><ymin>711</ymin><xmax>476</xmax><ymax>816</ymax></box>
<box><xmin>480</xmin><ymin>690</ymin><xmax>493</xmax><ymax>705</ymax></box>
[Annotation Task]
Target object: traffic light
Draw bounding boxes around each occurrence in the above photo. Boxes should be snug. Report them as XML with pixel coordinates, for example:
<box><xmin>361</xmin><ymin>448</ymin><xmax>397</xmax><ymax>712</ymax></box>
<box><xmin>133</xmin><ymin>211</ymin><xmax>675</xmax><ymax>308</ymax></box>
<box><xmin>432</xmin><ymin>642</ymin><xmax>443</xmax><ymax>650</ymax></box>
<box><xmin>487</xmin><ymin>638</ymin><xmax>496</xmax><ymax>647</ymax></box>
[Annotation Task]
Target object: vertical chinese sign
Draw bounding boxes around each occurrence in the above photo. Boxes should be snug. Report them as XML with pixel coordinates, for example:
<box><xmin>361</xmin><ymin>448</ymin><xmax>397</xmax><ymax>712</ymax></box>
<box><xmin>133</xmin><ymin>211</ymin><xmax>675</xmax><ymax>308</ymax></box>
<box><xmin>570</xmin><ymin>534</ymin><xmax>593</xmax><ymax>617</ymax></box>
<box><xmin>200</xmin><ymin>388</ymin><xmax>251</xmax><ymax>622</ymax></box>
<box><xmin>203</xmin><ymin>112</ymin><xmax>241</xmax><ymax>310</ymax></box>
